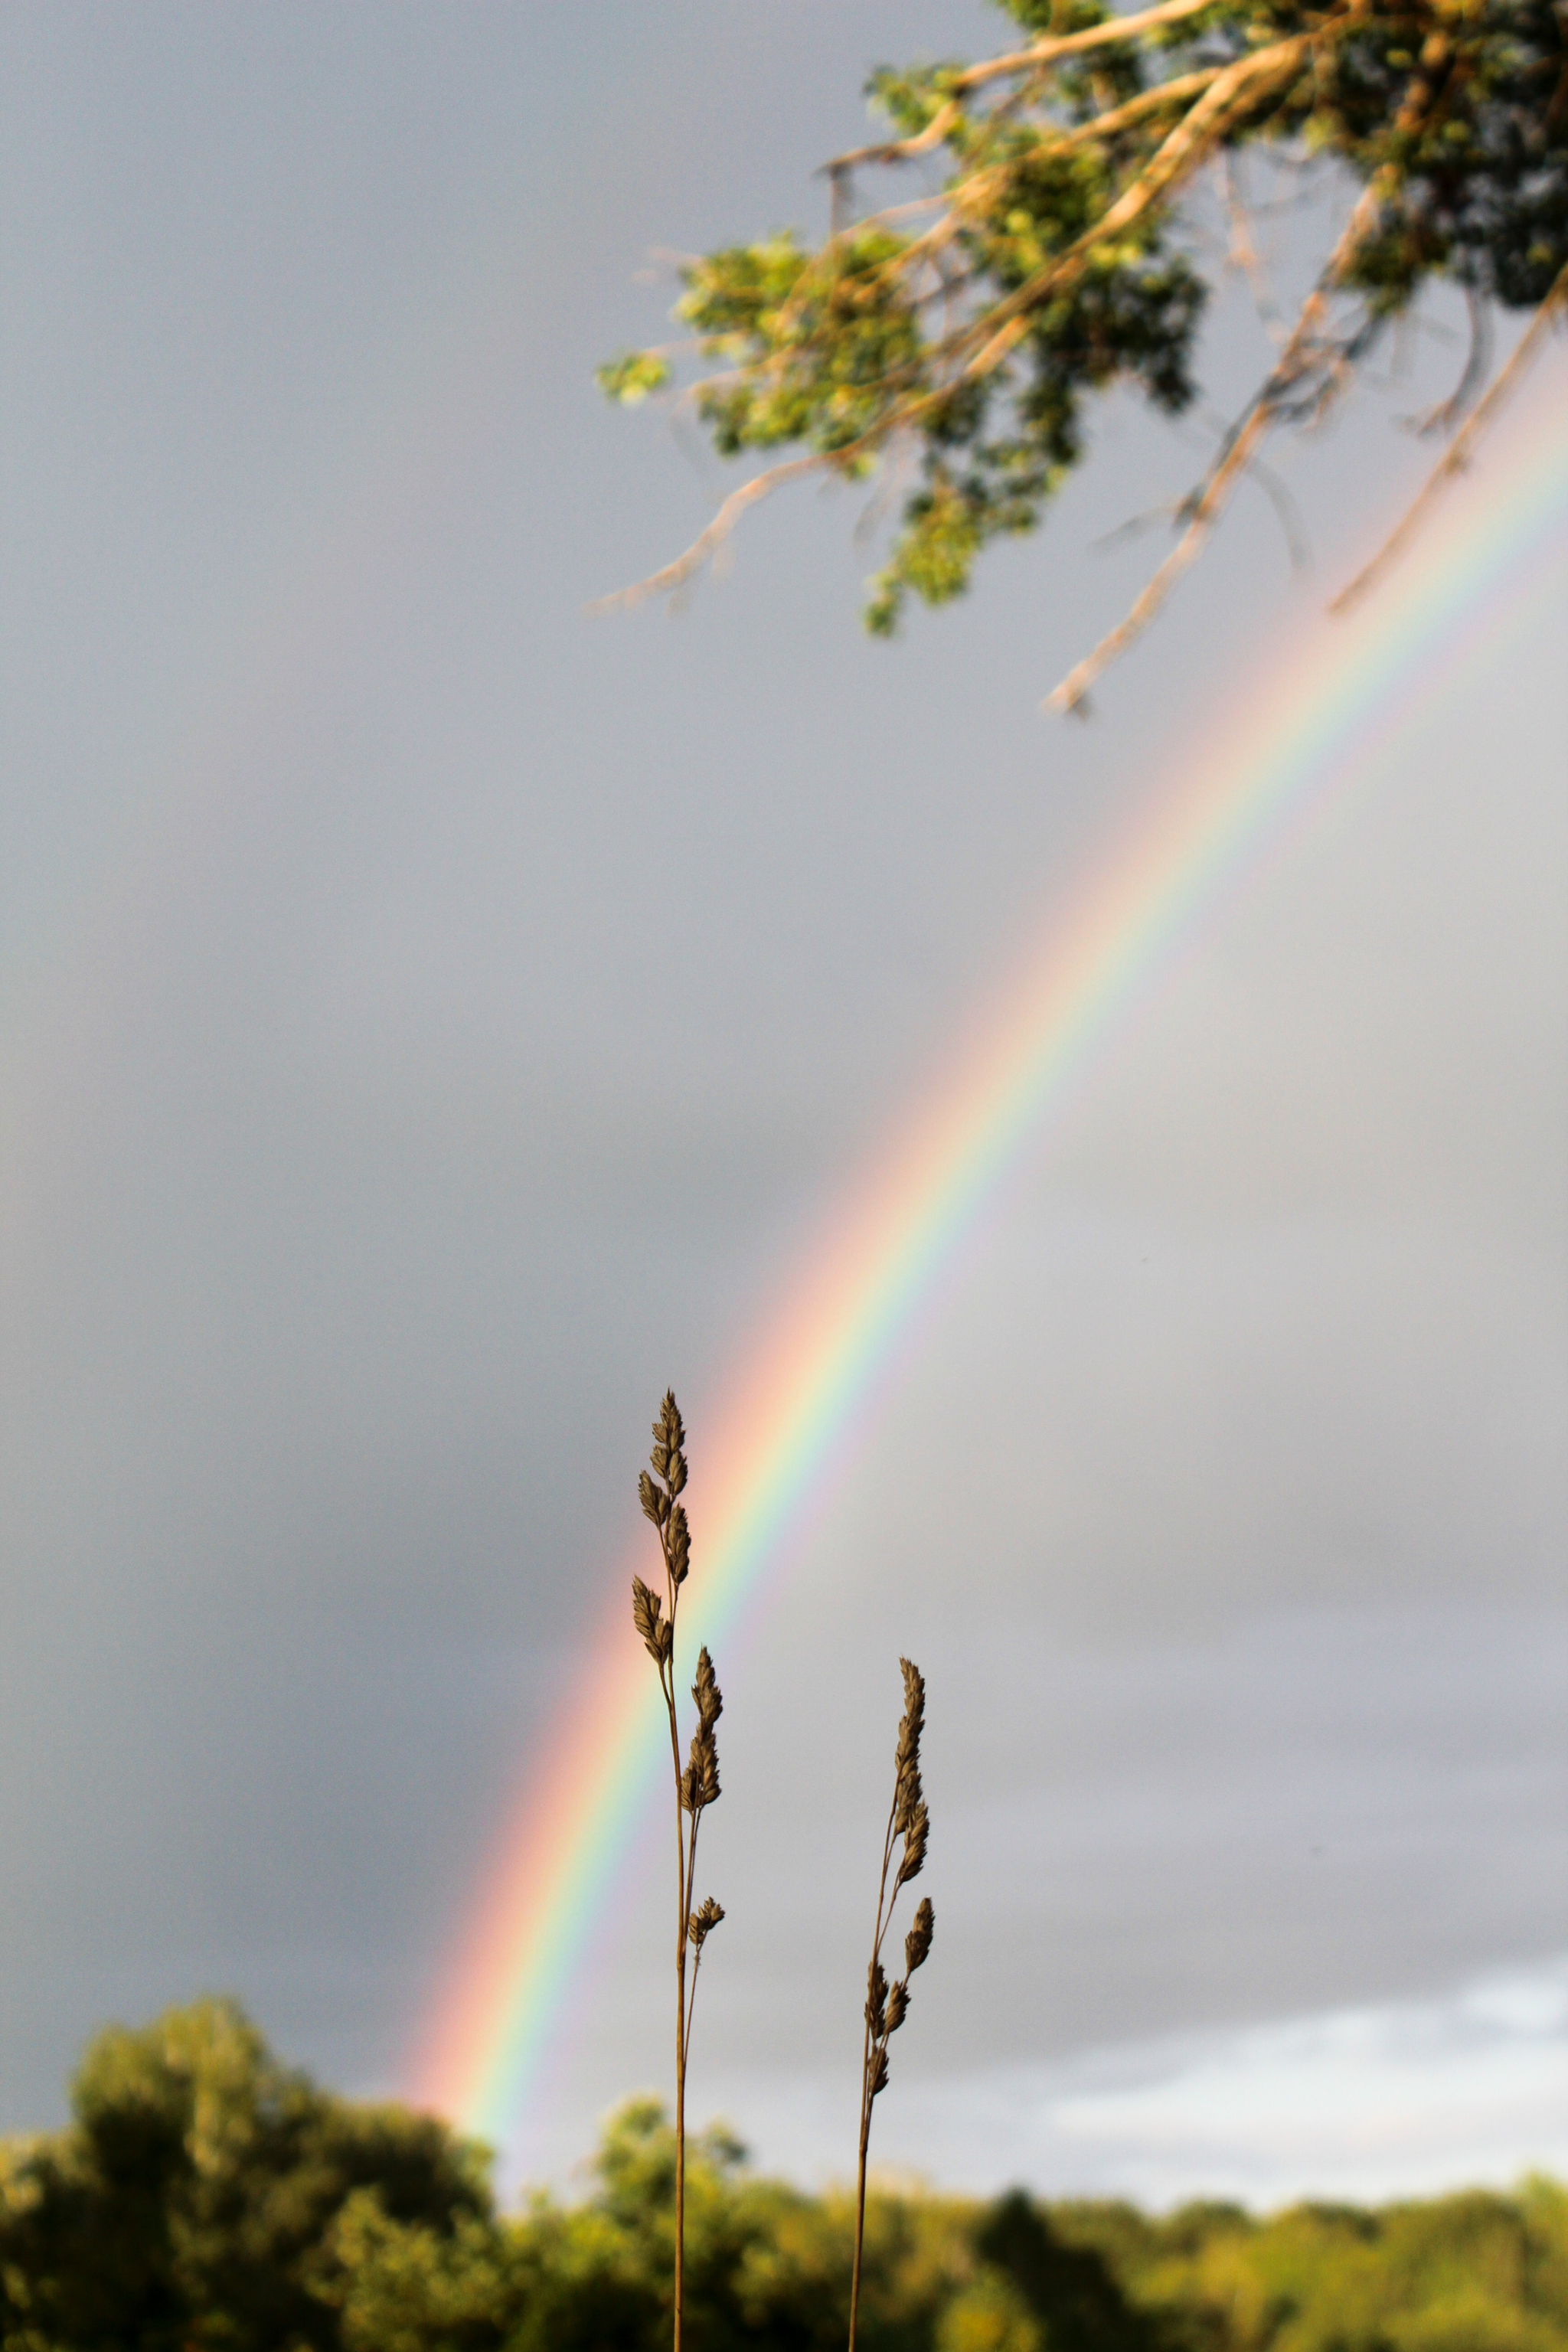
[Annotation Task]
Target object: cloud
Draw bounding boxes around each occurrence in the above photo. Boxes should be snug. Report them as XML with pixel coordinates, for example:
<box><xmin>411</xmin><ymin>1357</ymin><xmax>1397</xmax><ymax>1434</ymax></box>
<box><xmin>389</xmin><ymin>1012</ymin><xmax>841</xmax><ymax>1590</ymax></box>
<box><xmin>700</xmin><ymin>1956</ymin><xmax>1568</xmax><ymax>2208</ymax></box>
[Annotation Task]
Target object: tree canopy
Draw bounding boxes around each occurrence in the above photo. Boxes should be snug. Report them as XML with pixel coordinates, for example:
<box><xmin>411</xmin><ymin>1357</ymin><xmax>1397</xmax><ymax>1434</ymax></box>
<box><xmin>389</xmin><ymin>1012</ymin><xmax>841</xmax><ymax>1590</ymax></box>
<box><xmin>599</xmin><ymin>0</ymin><xmax>1567</xmax><ymax>705</ymax></box>
<box><xmin>3</xmin><ymin>2001</ymin><xmax>1568</xmax><ymax>2350</ymax></box>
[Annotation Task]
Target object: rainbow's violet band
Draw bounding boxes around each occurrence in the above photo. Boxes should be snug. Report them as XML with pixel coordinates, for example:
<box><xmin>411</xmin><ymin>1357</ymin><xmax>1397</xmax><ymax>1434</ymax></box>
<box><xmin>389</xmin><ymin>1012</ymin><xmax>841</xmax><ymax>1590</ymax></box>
<box><xmin>416</xmin><ymin>394</ymin><xmax>1568</xmax><ymax>2151</ymax></box>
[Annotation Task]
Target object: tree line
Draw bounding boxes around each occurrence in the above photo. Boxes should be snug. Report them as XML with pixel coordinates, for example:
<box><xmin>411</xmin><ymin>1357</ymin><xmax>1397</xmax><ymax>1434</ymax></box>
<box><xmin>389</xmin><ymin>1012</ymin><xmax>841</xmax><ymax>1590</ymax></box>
<box><xmin>2</xmin><ymin>1998</ymin><xmax>1564</xmax><ymax>2350</ymax></box>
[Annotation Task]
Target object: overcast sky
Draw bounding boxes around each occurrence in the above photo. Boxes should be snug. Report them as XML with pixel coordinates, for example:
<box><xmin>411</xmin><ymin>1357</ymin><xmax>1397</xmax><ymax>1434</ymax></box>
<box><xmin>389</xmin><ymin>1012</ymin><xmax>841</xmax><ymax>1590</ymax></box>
<box><xmin>2</xmin><ymin>2</ymin><xmax>1564</xmax><ymax>2206</ymax></box>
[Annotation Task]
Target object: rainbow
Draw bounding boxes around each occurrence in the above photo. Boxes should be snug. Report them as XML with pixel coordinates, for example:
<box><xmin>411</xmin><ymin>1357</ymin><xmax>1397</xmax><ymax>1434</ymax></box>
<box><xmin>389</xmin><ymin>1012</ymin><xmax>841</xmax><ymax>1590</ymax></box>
<box><xmin>416</xmin><ymin>376</ymin><xmax>1568</xmax><ymax>2151</ymax></box>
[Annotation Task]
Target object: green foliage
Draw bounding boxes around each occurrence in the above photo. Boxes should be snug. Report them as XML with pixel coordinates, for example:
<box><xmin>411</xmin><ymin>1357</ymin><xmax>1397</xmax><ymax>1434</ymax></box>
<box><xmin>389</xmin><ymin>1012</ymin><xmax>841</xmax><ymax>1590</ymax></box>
<box><xmin>678</xmin><ymin>230</ymin><xmax>929</xmax><ymax>464</ymax></box>
<box><xmin>599</xmin><ymin>0</ymin><xmax>1567</xmax><ymax>642</ymax></box>
<box><xmin>0</xmin><ymin>2001</ymin><xmax>498</xmax><ymax>2352</ymax></box>
<box><xmin>1050</xmin><ymin>2183</ymin><xmax>1568</xmax><ymax>2352</ymax></box>
<box><xmin>936</xmin><ymin>2270</ymin><xmax>1044</xmax><ymax>2352</ymax></box>
<box><xmin>3</xmin><ymin>2003</ymin><xmax>1567</xmax><ymax>2352</ymax></box>
<box><xmin>977</xmin><ymin>2189</ymin><xmax>1161</xmax><ymax>2349</ymax></box>
<box><xmin>598</xmin><ymin>353</ymin><xmax>672</xmax><ymax>405</ymax></box>
<box><xmin>315</xmin><ymin>2194</ymin><xmax>521</xmax><ymax>2352</ymax></box>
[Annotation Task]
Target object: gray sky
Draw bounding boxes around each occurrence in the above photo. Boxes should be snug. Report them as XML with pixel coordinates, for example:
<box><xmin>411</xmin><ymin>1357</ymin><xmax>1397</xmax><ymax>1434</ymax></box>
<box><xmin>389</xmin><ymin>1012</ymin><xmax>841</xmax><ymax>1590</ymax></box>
<box><xmin>2</xmin><ymin>2</ymin><xmax>1564</xmax><ymax>2203</ymax></box>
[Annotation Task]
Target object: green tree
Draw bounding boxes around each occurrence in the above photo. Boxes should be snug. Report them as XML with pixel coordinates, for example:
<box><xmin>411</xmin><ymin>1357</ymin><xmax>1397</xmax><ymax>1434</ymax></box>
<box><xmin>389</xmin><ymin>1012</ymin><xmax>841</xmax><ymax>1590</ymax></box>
<box><xmin>1056</xmin><ymin>2180</ymin><xmax>1568</xmax><ymax>2350</ymax></box>
<box><xmin>600</xmin><ymin>0</ymin><xmax>1567</xmax><ymax>705</ymax></box>
<box><xmin>976</xmin><ymin>2190</ymin><xmax>1162</xmax><ymax>2350</ymax></box>
<box><xmin>0</xmin><ymin>1999</ymin><xmax>501</xmax><ymax>2351</ymax></box>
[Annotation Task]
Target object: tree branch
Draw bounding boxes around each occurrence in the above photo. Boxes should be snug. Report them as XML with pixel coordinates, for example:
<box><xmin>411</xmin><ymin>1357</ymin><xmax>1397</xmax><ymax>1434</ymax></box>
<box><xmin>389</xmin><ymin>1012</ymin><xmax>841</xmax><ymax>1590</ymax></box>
<box><xmin>1406</xmin><ymin>283</ymin><xmax>1491</xmax><ymax>435</ymax></box>
<box><xmin>1054</xmin><ymin>64</ymin><xmax>1229</xmax><ymax>152</ymax></box>
<box><xmin>824</xmin><ymin>0</ymin><xmax>1230</xmax><ymax>175</ymax></box>
<box><xmin>955</xmin><ymin>0</ymin><xmax>1236</xmax><ymax>92</ymax></box>
<box><xmin>962</xmin><ymin>34</ymin><xmax>1309</xmax><ymax>383</ymax></box>
<box><xmin>828</xmin><ymin>102</ymin><xmax>963</xmax><ymax>176</ymax></box>
<box><xmin>597</xmin><ymin>42</ymin><xmax>1305</xmax><ymax>619</ymax></box>
<box><xmin>1047</xmin><ymin>399</ymin><xmax>1276</xmax><ymax>712</ymax></box>
<box><xmin>589</xmin><ymin>451</ymin><xmax>828</xmax><ymax>611</ymax></box>
<box><xmin>1046</xmin><ymin>44</ymin><xmax>1448</xmax><ymax>708</ymax></box>
<box><xmin>599</xmin><ymin>5</ymin><xmax>1498</xmax><ymax>645</ymax></box>
<box><xmin>1329</xmin><ymin>256</ymin><xmax>1568</xmax><ymax>616</ymax></box>
<box><xmin>1223</xmin><ymin>152</ymin><xmax>1286</xmax><ymax>343</ymax></box>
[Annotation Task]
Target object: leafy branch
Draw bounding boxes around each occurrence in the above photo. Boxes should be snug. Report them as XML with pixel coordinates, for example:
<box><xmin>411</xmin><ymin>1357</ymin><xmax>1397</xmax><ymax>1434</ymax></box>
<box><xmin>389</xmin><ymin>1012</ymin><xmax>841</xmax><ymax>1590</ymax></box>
<box><xmin>599</xmin><ymin>0</ymin><xmax>1567</xmax><ymax>704</ymax></box>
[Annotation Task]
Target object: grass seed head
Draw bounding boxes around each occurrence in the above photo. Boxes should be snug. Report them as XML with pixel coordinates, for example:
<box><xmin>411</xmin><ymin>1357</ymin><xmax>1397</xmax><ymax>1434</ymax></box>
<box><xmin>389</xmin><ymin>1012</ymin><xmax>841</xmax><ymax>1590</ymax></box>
<box><xmin>897</xmin><ymin>1801</ymin><xmax>929</xmax><ymax>1887</ymax></box>
<box><xmin>643</xmin><ymin>1394</ymin><xmax>691</xmax><ymax>1585</ymax></box>
<box><xmin>884</xmin><ymin>1980</ymin><xmax>909</xmax><ymax>2037</ymax></box>
<box><xmin>904</xmin><ymin>1896</ymin><xmax>934</xmax><ymax>1975</ymax></box>
<box><xmin>681</xmin><ymin>1718</ymin><xmax>720</xmax><ymax>1813</ymax></box>
<box><xmin>631</xmin><ymin>1575</ymin><xmax>671</xmax><ymax>1663</ymax></box>
<box><xmin>893</xmin><ymin>1658</ymin><xmax>926</xmax><ymax>1832</ymax></box>
<box><xmin>688</xmin><ymin>1896</ymin><xmax>725</xmax><ymax>1949</ymax></box>
<box><xmin>652</xmin><ymin>1392</ymin><xmax>686</xmax><ymax>1491</ymax></box>
<box><xmin>894</xmin><ymin>1758</ymin><xmax>924</xmax><ymax>1838</ymax></box>
<box><xmin>691</xmin><ymin>1647</ymin><xmax>723</xmax><ymax>1730</ymax></box>
<box><xmin>668</xmin><ymin>1502</ymin><xmax>691</xmax><ymax>1585</ymax></box>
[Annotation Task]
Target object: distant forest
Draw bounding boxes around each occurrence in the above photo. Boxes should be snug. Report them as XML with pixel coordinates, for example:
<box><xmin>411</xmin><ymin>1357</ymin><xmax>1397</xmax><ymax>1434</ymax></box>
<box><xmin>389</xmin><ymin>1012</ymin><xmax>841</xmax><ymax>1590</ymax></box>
<box><xmin>2</xmin><ymin>2000</ymin><xmax>1563</xmax><ymax>2350</ymax></box>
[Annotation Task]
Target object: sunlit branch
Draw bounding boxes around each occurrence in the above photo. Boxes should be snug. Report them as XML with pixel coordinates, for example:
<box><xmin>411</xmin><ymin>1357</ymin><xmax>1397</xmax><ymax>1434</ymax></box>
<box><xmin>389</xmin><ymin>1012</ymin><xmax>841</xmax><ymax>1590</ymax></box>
<box><xmin>597</xmin><ymin>31</ymin><xmax>1308</xmax><ymax>619</ymax></box>
<box><xmin>590</xmin><ymin>451</ymin><xmax>828</xmax><ymax>611</ymax></box>
<box><xmin>959</xmin><ymin>35</ymin><xmax>1309</xmax><ymax>382</ymax></box>
<box><xmin>1406</xmin><ymin>284</ymin><xmax>1492</xmax><ymax>436</ymax></box>
<box><xmin>954</xmin><ymin>0</ymin><xmax>1237</xmax><ymax>93</ymax></box>
<box><xmin>1047</xmin><ymin>43</ymin><xmax>1451</xmax><ymax>707</ymax></box>
<box><xmin>1329</xmin><ymin>258</ymin><xmax>1568</xmax><ymax>616</ymax></box>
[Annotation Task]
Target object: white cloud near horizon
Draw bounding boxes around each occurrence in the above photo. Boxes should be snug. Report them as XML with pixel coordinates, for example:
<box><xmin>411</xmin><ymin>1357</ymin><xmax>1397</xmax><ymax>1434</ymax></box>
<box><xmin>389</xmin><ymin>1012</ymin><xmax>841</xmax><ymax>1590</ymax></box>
<box><xmin>689</xmin><ymin>1955</ymin><xmax>1568</xmax><ymax>2212</ymax></box>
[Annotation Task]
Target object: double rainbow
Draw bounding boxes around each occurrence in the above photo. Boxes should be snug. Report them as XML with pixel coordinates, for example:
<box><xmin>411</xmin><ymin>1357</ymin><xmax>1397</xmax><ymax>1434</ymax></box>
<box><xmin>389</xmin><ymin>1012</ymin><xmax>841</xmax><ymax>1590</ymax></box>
<box><xmin>416</xmin><ymin>381</ymin><xmax>1568</xmax><ymax>2151</ymax></box>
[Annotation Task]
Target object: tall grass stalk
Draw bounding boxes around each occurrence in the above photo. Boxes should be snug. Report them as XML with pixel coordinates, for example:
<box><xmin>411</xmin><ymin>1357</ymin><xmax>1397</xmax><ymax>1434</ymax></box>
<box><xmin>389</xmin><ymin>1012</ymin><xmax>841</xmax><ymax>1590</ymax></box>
<box><xmin>848</xmin><ymin>1658</ymin><xmax>935</xmax><ymax>2352</ymax></box>
<box><xmin>632</xmin><ymin>1391</ymin><xmax>724</xmax><ymax>2352</ymax></box>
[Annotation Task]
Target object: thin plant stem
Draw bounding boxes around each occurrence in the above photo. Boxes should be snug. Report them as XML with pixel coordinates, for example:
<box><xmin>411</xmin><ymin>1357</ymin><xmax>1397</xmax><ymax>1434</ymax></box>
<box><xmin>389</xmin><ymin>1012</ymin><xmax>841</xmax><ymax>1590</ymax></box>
<box><xmin>848</xmin><ymin>1795</ymin><xmax>898</xmax><ymax>2349</ymax></box>
<box><xmin>848</xmin><ymin>1662</ymin><xmax>934</xmax><ymax>2352</ymax></box>
<box><xmin>663</xmin><ymin>1653</ymin><xmax>688</xmax><ymax>2351</ymax></box>
<box><xmin>633</xmin><ymin>1395</ymin><xmax>725</xmax><ymax>2352</ymax></box>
